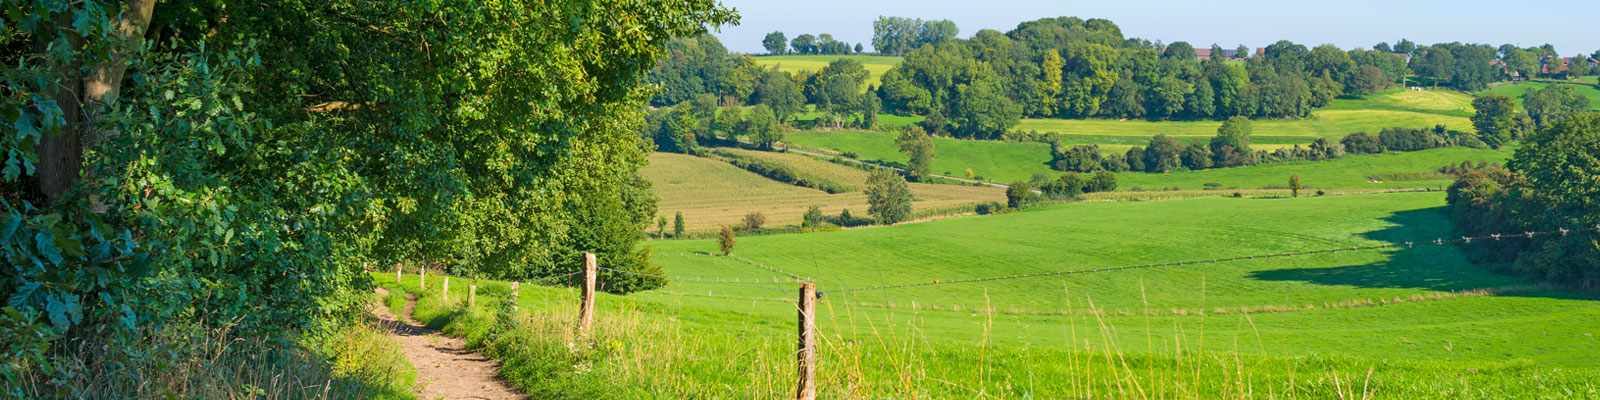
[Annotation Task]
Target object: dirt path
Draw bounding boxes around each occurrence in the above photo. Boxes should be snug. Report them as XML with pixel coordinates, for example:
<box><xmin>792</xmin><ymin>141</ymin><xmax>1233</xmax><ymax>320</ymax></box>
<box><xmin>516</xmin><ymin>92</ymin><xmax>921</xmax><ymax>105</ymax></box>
<box><xmin>372</xmin><ymin>288</ymin><xmax>523</xmax><ymax>400</ymax></box>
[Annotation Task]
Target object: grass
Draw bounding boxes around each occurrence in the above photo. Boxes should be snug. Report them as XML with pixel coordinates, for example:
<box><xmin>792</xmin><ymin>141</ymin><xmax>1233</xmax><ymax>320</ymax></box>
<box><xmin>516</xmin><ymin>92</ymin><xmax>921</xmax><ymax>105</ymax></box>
<box><xmin>643</xmin><ymin>151</ymin><xmax>1003</xmax><ymax>232</ymax></box>
<box><xmin>785</xmin><ymin>130</ymin><xmax>1056</xmax><ymax>182</ymax></box>
<box><xmin>751</xmin><ymin>55</ymin><xmax>902</xmax><ymax>90</ymax></box>
<box><xmin>785</xmin><ymin>129</ymin><xmax>1511</xmax><ymax>187</ymax></box>
<box><xmin>1477</xmin><ymin>77</ymin><xmax>1600</xmax><ymax>112</ymax></box>
<box><xmin>376</xmin><ymin>192</ymin><xmax>1600</xmax><ymax>398</ymax></box>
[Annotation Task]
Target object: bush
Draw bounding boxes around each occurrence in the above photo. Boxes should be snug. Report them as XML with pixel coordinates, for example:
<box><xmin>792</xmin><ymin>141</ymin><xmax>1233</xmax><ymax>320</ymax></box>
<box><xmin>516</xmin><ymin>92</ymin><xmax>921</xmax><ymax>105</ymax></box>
<box><xmin>801</xmin><ymin>206</ymin><xmax>825</xmax><ymax>230</ymax></box>
<box><xmin>718</xmin><ymin>225</ymin><xmax>736</xmax><ymax>255</ymax></box>
<box><xmin>865</xmin><ymin>169</ymin><xmax>912</xmax><ymax>224</ymax></box>
<box><xmin>1086</xmin><ymin>171</ymin><xmax>1118</xmax><ymax>193</ymax></box>
<box><xmin>1006</xmin><ymin>181</ymin><xmax>1038</xmax><ymax>208</ymax></box>
<box><xmin>741</xmin><ymin>211</ymin><xmax>767</xmax><ymax>230</ymax></box>
<box><xmin>708</xmin><ymin>149</ymin><xmax>849</xmax><ymax>193</ymax></box>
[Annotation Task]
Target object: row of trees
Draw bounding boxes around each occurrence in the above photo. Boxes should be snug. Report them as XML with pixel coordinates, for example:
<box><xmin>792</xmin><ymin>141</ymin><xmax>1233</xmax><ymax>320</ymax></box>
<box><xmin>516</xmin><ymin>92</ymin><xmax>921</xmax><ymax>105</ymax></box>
<box><xmin>872</xmin><ymin>16</ymin><xmax>960</xmax><ymax>56</ymax></box>
<box><xmin>640</xmin><ymin>95</ymin><xmax>785</xmax><ymax>153</ymax></box>
<box><xmin>649</xmin><ymin>35</ymin><xmax>886</xmax><ymax>132</ymax></box>
<box><xmin>872</xmin><ymin>17</ymin><xmax>1430</xmax><ymax>139</ymax></box>
<box><xmin>765</xmin><ymin>32</ymin><xmax>863</xmax><ymax>55</ymax></box>
<box><xmin>1446</xmin><ymin>113</ymin><xmax>1600</xmax><ymax>286</ymax></box>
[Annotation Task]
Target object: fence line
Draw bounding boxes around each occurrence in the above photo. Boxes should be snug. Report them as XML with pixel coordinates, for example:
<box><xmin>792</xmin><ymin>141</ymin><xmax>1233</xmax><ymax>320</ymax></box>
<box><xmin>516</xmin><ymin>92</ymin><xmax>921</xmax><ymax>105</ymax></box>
<box><xmin>597</xmin><ymin>266</ymin><xmax>795</xmax><ymax>292</ymax></box>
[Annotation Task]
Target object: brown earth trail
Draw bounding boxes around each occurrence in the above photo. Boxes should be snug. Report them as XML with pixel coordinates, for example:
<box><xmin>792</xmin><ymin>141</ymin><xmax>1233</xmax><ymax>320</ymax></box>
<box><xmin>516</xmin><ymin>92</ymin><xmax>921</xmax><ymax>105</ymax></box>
<box><xmin>372</xmin><ymin>288</ymin><xmax>523</xmax><ymax>400</ymax></box>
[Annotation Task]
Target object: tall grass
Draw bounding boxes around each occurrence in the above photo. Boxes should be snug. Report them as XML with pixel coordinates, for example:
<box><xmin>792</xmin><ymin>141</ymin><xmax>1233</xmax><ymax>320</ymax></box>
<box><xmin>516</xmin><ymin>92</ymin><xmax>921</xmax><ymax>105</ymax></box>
<box><xmin>381</xmin><ymin>273</ymin><xmax>1600</xmax><ymax>399</ymax></box>
<box><xmin>12</xmin><ymin>307</ymin><xmax>417</xmax><ymax>399</ymax></box>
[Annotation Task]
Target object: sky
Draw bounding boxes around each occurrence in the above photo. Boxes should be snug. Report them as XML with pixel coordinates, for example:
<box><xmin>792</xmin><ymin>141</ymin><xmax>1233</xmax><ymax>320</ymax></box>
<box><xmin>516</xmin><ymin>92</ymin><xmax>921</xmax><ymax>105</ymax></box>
<box><xmin>709</xmin><ymin>0</ymin><xmax>1598</xmax><ymax>56</ymax></box>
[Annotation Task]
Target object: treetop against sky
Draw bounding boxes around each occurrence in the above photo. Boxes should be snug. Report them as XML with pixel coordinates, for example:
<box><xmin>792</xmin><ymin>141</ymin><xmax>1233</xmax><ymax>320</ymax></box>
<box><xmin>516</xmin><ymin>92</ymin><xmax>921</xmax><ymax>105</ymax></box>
<box><xmin>714</xmin><ymin>0</ymin><xmax>1599</xmax><ymax>56</ymax></box>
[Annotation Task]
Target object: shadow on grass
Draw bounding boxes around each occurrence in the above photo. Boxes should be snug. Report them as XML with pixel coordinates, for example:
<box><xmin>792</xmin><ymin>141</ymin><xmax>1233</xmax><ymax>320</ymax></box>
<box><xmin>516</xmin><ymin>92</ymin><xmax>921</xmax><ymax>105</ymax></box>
<box><xmin>1246</xmin><ymin>206</ymin><xmax>1586</xmax><ymax>300</ymax></box>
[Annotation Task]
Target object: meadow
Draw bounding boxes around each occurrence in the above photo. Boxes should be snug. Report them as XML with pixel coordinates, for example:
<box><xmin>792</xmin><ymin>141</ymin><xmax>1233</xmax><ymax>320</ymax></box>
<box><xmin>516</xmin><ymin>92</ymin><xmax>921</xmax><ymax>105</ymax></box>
<box><xmin>377</xmin><ymin>192</ymin><xmax>1600</xmax><ymax>398</ymax></box>
<box><xmin>784</xmin><ymin>129</ymin><xmax>1511</xmax><ymax>187</ymax></box>
<box><xmin>1477</xmin><ymin>77</ymin><xmax>1600</xmax><ymax>112</ymax></box>
<box><xmin>751</xmin><ymin>54</ymin><xmax>902</xmax><ymax>89</ymax></box>
<box><xmin>642</xmin><ymin>151</ymin><xmax>1003</xmax><ymax>232</ymax></box>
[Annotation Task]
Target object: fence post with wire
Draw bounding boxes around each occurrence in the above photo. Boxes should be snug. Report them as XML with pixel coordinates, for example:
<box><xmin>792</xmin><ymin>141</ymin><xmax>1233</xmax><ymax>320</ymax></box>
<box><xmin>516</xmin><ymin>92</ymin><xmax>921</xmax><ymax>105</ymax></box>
<box><xmin>579</xmin><ymin>252</ymin><xmax>597</xmax><ymax>332</ymax></box>
<box><xmin>796</xmin><ymin>281</ymin><xmax>817</xmax><ymax>400</ymax></box>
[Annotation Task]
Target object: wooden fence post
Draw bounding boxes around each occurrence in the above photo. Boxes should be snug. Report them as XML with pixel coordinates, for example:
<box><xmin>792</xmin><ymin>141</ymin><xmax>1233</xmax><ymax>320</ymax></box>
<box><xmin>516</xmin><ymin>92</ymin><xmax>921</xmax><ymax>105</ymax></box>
<box><xmin>443</xmin><ymin>276</ymin><xmax>449</xmax><ymax>301</ymax></box>
<box><xmin>796</xmin><ymin>281</ymin><xmax>816</xmax><ymax>400</ymax></box>
<box><xmin>469</xmin><ymin>285</ymin><xmax>477</xmax><ymax>308</ymax></box>
<box><xmin>395</xmin><ymin>264</ymin><xmax>401</xmax><ymax>284</ymax></box>
<box><xmin>578</xmin><ymin>252</ymin><xmax>597</xmax><ymax>332</ymax></box>
<box><xmin>420</xmin><ymin>267</ymin><xmax>426</xmax><ymax>289</ymax></box>
<box><xmin>510</xmin><ymin>282</ymin><xmax>519</xmax><ymax>312</ymax></box>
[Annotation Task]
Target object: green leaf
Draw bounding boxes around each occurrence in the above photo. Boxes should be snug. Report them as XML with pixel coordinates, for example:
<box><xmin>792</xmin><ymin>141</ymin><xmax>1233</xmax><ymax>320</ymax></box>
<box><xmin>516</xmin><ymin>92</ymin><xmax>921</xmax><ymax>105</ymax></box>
<box><xmin>35</xmin><ymin>232</ymin><xmax>63</xmax><ymax>264</ymax></box>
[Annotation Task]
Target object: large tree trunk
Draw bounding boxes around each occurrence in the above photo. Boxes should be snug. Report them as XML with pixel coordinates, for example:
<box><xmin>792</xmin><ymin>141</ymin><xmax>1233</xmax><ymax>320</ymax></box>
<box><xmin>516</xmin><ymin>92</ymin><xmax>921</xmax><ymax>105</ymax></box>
<box><xmin>35</xmin><ymin>1</ymin><xmax>155</xmax><ymax>204</ymax></box>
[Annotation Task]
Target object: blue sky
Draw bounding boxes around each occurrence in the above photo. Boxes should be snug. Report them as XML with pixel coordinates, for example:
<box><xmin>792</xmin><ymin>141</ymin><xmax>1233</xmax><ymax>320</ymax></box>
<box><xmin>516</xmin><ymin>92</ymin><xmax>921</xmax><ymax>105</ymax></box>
<box><xmin>710</xmin><ymin>0</ymin><xmax>1597</xmax><ymax>56</ymax></box>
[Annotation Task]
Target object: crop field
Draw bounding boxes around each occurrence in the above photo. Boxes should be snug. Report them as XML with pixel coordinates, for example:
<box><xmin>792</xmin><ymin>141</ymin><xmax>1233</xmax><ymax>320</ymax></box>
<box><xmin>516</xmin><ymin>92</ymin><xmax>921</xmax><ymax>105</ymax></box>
<box><xmin>751</xmin><ymin>55</ymin><xmax>902</xmax><ymax>90</ymax></box>
<box><xmin>380</xmin><ymin>192</ymin><xmax>1600</xmax><ymax>398</ymax></box>
<box><xmin>643</xmin><ymin>151</ymin><xmax>1003</xmax><ymax>231</ymax></box>
<box><xmin>1478</xmin><ymin>78</ymin><xmax>1600</xmax><ymax>112</ymax></box>
<box><xmin>785</xmin><ymin>129</ymin><xmax>1510</xmax><ymax>187</ymax></box>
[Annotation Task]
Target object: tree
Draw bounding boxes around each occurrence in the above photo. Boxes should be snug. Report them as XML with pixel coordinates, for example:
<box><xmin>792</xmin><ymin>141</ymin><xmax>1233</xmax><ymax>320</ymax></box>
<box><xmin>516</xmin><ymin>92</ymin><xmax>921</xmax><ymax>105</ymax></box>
<box><xmin>742</xmin><ymin>212</ymin><xmax>767</xmax><ymax>230</ymax></box>
<box><xmin>1289</xmin><ymin>174</ymin><xmax>1303</xmax><ymax>197</ymax></box>
<box><xmin>1567</xmin><ymin>55</ymin><xmax>1592</xmax><ymax>79</ymax></box>
<box><xmin>1472</xmin><ymin>95</ymin><xmax>1520</xmax><ymax>148</ymax></box>
<box><xmin>1210</xmin><ymin>116</ymin><xmax>1254</xmax><ymax>167</ymax></box>
<box><xmin>1143</xmin><ymin>135</ymin><xmax>1184</xmax><ymax>172</ymax></box>
<box><xmin>1394</xmin><ymin>39</ymin><xmax>1417</xmax><ymax>55</ymax></box>
<box><xmin>791</xmin><ymin>34</ymin><xmax>817</xmax><ymax>55</ymax></box>
<box><xmin>674</xmin><ymin>212</ymin><xmax>687</xmax><ymax>238</ymax></box>
<box><xmin>1354</xmin><ymin>66</ymin><xmax>1389</xmax><ymax>96</ymax></box>
<box><xmin>763</xmin><ymin>31</ymin><xmax>788</xmax><ymax>55</ymax></box>
<box><xmin>1505</xmin><ymin>48</ymin><xmax>1539</xmax><ymax>79</ymax></box>
<box><xmin>1162</xmin><ymin>41</ymin><xmax>1197</xmax><ymax>60</ymax></box>
<box><xmin>1125</xmin><ymin>147</ymin><xmax>1148</xmax><ymax>172</ymax></box>
<box><xmin>658</xmin><ymin>217</ymin><xmax>668</xmax><ymax>239</ymax></box>
<box><xmin>1501</xmin><ymin>112</ymin><xmax>1600</xmax><ymax>283</ymax></box>
<box><xmin>1523</xmin><ymin>85</ymin><xmax>1592</xmax><ymax>127</ymax></box>
<box><xmin>922</xmin><ymin>109</ymin><xmax>949</xmax><ymax>135</ymax></box>
<box><xmin>1181</xmin><ymin>143</ymin><xmax>1214</xmax><ymax>170</ymax></box>
<box><xmin>896</xmin><ymin>126</ymin><xmax>937</xmax><ymax>180</ymax></box>
<box><xmin>1342</xmin><ymin>132</ymin><xmax>1385</xmax><ymax>154</ymax></box>
<box><xmin>718</xmin><ymin>225</ymin><xmax>737</xmax><ymax>255</ymax></box>
<box><xmin>950</xmin><ymin>79</ymin><xmax>1023</xmax><ymax>139</ymax></box>
<box><xmin>1374</xmin><ymin>42</ymin><xmax>1392</xmax><ymax>53</ymax></box>
<box><xmin>802</xmin><ymin>206</ymin><xmax>826</xmax><ymax>230</ymax></box>
<box><xmin>1236</xmin><ymin>45</ymin><xmax>1252</xmax><ymax>59</ymax></box>
<box><xmin>1087</xmin><ymin>171</ymin><xmax>1118</xmax><ymax>192</ymax></box>
<box><xmin>1416</xmin><ymin>47</ymin><xmax>1455</xmax><ymax>88</ymax></box>
<box><xmin>754</xmin><ymin>71</ymin><xmax>805</xmax><ymax>122</ymax></box>
<box><xmin>715</xmin><ymin>106</ymin><xmax>744</xmax><ymax>140</ymax></box>
<box><xmin>743</xmin><ymin>105</ymin><xmax>782</xmax><ymax>149</ymax></box>
<box><xmin>865</xmin><ymin>169</ymin><xmax>913</xmax><ymax>224</ymax></box>
<box><xmin>1006</xmin><ymin>181</ymin><xmax>1038</xmax><ymax>208</ymax></box>
<box><xmin>855</xmin><ymin>43</ymin><xmax>864</xmax><ymax>53</ymax></box>
<box><xmin>0</xmin><ymin>0</ymin><xmax>734</xmax><ymax>388</ymax></box>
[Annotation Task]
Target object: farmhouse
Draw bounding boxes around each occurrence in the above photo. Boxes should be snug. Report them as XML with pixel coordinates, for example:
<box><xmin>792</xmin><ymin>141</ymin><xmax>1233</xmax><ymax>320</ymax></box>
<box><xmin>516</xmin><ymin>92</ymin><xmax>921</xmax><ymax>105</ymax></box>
<box><xmin>1193</xmin><ymin>47</ymin><xmax>1246</xmax><ymax>61</ymax></box>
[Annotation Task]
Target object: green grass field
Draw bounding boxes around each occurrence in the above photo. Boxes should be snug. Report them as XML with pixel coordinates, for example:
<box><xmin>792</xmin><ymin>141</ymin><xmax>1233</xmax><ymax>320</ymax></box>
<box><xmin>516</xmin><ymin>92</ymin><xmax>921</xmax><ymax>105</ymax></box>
<box><xmin>378</xmin><ymin>192</ymin><xmax>1600</xmax><ymax>398</ymax></box>
<box><xmin>1477</xmin><ymin>78</ymin><xmax>1600</xmax><ymax>112</ymax></box>
<box><xmin>751</xmin><ymin>55</ymin><xmax>902</xmax><ymax>90</ymax></box>
<box><xmin>643</xmin><ymin>151</ymin><xmax>1003</xmax><ymax>231</ymax></box>
<box><xmin>785</xmin><ymin>129</ymin><xmax>1511</xmax><ymax>186</ymax></box>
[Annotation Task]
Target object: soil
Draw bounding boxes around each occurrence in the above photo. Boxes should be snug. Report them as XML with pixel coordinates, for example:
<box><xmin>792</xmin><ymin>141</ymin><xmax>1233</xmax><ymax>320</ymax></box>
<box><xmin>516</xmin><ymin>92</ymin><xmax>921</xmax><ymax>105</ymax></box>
<box><xmin>372</xmin><ymin>288</ymin><xmax>523</xmax><ymax>400</ymax></box>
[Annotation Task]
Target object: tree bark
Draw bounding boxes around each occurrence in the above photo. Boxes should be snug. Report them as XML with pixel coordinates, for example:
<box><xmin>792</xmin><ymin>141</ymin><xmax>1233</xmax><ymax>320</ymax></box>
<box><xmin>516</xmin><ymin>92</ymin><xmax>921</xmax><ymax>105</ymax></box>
<box><xmin>35</xmin><ymin>0</ymin><xmax>155</xmax><ymax>204</ymax></box>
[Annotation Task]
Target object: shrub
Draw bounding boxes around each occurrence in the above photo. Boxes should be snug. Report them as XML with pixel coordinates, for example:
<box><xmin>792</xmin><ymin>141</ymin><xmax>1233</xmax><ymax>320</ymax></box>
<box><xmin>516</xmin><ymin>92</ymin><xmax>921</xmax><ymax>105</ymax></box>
<box><xmin>865</xmin><ymin>169</ymin><xmax>912</xmax><ymax>225</ymax></box>
<box><xmin>801</xmin><ymin>206</ymin><xmax>825</xmax><ymax>230</ymax></box>
<box><xmin>718</xmin><ymin>225</ymin><xmax>736</xmax><ymax>255</ymax></box>
<box><xmin>708</xmin><ymin>149</ymin><xmax>850</xmax><ymax>193</ymax></box>
<box><xmin>1006</xmin><ymin>181</ymin><xmax>1038</xmax><ymax>208</ymax></box>
<box><xmin>1087</xmin><ymin>171</ymin><xmax>1118</xmax><ymax>193</ymax></box>
<box><xmin>741</xmin><ymin>211</ymin><xmax>767</xmax><ymax>230</ymax></box>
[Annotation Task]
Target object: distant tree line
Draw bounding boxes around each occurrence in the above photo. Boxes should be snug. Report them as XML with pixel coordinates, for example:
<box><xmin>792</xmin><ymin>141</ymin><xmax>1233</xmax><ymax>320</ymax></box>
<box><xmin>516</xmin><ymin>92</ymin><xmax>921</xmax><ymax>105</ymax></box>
<box><xmin>1036</xmin><ymin>116</ymin><xmax>1486</xmax><ymax>175</ymax></box>
<box><xmin>872</xmin><ymin>16</ymin><xmax>960</xmax><ymax>56</ymax></box>
<box><xmin>1447</xmin><ymin>112</ymin><xmax>1600</xmax><ymax>287</ymax></box>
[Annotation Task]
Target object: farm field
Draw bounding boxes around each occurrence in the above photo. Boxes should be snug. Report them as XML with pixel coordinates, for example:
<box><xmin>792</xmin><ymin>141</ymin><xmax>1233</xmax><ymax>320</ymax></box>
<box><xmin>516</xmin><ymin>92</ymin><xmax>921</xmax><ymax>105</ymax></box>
<box><xmin>643</xmin><ymin>151</ymin><xmax>1003</xmax><ymax>232</ymax></box>
<box><xmin>1477</xmin><ymin>77</ymin><xmax>1600</xmax><ymax>112</ymax></box>
<box><xmin>785</xmin><ymin>129</ymin><xmax>1511</xmax><ymax>187</ymax></box>
<box><xmin>378</xmin><ymin>192</ymin><xmax>1600</xmax><ymax>398</ymax></box>
<box><xmin>751</xmin><ymin>54</ymin><xmax>902</xmax><ymax>90</ymax></box>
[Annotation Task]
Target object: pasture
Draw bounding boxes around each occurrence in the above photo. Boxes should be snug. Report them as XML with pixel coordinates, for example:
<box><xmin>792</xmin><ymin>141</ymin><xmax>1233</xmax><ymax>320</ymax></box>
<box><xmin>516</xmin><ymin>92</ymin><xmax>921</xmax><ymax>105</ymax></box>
<box><xmin>751</xmin><ymin>54</ymin><xmax>902</xmax><ymax>90</ymax></box>
<box><xmin>1477</xmin><ymin>78</ymin><xmax>1600</xmax><ymax>112</ymax></box>
<box><xmin>643</xmin><ymin>151</ymin><xmax>1003</xmax><ymax>231</ymax></box>
<box><xmin>785</xmin><ymin>129</ymin><xmax>1511</xmax><ymax>187</ymax></box>
<box><xmin>378</xmin><ymin>192</ymin><xmax>1600</xmax><ymax>398</ymax></box>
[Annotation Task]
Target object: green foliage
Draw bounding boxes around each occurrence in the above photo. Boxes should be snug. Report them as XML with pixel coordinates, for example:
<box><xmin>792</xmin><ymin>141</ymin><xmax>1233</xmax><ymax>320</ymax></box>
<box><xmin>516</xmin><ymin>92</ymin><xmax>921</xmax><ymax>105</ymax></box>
<box><xmin>872</xmin><ymin>16</ymin><xmax>959</xmax><ymax>56</ymax></box>
<box><xmin>674</xmin><ymin>212</ymin><xmax>687</xmax><ymax>239</ymax></box>
<box><xmin>894</xmin><ymin>126</ymin><xmax>936</xmax><ymax>180</ymax></box>
<box><xmin>717</xmin><ymin>225</ymin><xmax>736</xmax><ymax>256</ymax></box>
<box><xmin>864</xmin><ymin>169</ymin><xmax>912</xmax><ymax>224</ymax></box>
<box><xmin>1088</xmin><ymin>170</ymin><xmax>1119</xmax><ymax>192</ymax></box>
<box><xmin>1500</xmin><ymin>113</ymin><xmax>1600</xmax><ymax>283</ymax></box>
<box><xmin>762</xmin><ymin>31</ymin><xmax>788</xmax><ymax>55</ymax></box>
<box><xmin>1523</xmin><ymin>84</ymin><xmax>1592</xmax><ymax>127</ymax></box>
<box><xmin>1005</xmin><ymin>181</ymin><xmax>1037</xmax><ymax>209</ymax></box>
<box><xmin>1472</xmin><ymin>95</ymin><xmax>1521</xmax><ymax>148</ymax></box>
<box><xmin>706</xmin><ymin>149</ymin><xmax>849</xmax><ymax>194</ymax></box>
<box><xmin>1290</xmin><ymin>174</ymin><xmax>1303</xmax><ymax>197</ymax></box>
<box><xmin>801</xmin><ymin>206</ymin><xmax>825</xmax><ymax>230</ymax></box>
<box><xmin>1210</xmin><ymin>116</ymin><xmax>1255</xmax><ymax>167</ymax></box>
<box><xmin>0</xmin><ymin>0</ymin><xmax>734</xmax><ymax>392</ymax></box>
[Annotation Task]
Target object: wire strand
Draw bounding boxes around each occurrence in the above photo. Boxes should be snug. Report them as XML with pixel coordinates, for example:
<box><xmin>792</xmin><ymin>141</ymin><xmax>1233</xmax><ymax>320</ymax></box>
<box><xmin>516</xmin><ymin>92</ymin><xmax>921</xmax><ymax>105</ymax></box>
<box><xmin>598</xmin><ymin>266</ymin><xmax>795</xmax><ymax>292</ymax></box>
<box><xmin>828</xmin><ymin>226</ymin><xmax>1600</xmax><ymax>294</ymax></box>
